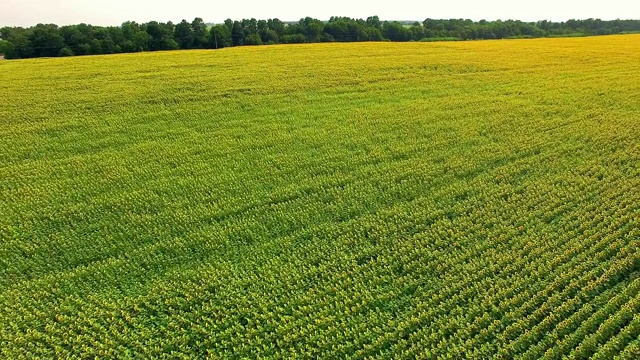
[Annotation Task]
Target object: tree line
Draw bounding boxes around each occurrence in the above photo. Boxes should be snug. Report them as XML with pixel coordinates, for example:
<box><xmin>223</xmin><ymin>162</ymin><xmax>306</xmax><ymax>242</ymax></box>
<box><xmin>1</xmin><ymin>16</ymin><xmax>639</xmax><ymax>59</ymax></box>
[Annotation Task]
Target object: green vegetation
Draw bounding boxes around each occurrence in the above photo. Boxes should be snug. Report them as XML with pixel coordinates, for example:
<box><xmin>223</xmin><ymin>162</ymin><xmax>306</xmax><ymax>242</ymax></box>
<box><xmin>1</xmin><ymin>35</ymin><xmax>639</xmax><ymax>358</ymax></box>
<box><xmin>2</xmin><ymin>16</ymin><xmax>640</xmax><ymax>59</ymax></box>
<box><xmin>419</xmin><ymin>37</ymin><xmax>462</xmax><ymax>42</ymax></box>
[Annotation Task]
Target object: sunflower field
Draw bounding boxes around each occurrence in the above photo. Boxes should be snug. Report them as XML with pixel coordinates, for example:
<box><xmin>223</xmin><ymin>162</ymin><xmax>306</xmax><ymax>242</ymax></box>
<box><xmin>0</xmin><ymin>35</ymin><xmax>638</xmax><ymax>358</ymax></box>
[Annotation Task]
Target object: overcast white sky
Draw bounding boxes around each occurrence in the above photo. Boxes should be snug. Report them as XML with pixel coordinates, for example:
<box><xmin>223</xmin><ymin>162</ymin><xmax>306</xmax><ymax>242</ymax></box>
<box><xmin>1</xmin><ymin>0</ymin><xmax>639</xmax><ymax>27</ymax></box>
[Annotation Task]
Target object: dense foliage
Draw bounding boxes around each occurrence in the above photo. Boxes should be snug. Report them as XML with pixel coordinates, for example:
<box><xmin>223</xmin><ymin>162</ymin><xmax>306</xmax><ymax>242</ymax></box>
<box><xmin>1</xmin><ymin>35</ymin><xmax>639</xmax><ymax>358</ymax></box>
<box><xmin>1</xmin><ymin>16</ymin><xmax>640</xmax><ymax>59</ymax></box>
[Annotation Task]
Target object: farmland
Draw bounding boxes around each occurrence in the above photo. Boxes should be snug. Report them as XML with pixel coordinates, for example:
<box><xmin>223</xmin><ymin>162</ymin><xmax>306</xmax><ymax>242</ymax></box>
<box><xmin>1</xmin><ymin>35</ymin><xmax>639</xmax><ymax>358</ymax></box>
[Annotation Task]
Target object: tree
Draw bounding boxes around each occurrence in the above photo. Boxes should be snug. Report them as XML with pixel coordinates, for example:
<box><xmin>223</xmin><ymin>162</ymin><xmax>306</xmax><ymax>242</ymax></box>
<box><xmin>4</xmin><ymin>29</ymin><xmax>31</xmax><ymax>59</ymax></box>
<box><xmin>383</xmin><ymin>21</ymin><xmax>409</xmax><ymax>41</ymax></box>
<box><xmin>320</xmin><ymin>33</ymin><xmax>334</xmax><ymax>42</ymax></box>
<box><xmin>107</xmin><ymin>26</ymin><xmax>125</xmax><ymax>49</ymax></box>
<box><xmin>366</xmin><ymin>16</ymin><xmax>382</xmax><ymax>30</ymax></box>
<box><xmin>298</xmin><ymin>17</ymin><xmax>324</xmax><ymax>42</ymax></box>
<box><xmin>267</xmin><ymin>18</ymin><xmax>286</xmax><ymax>37</ymax></box>
<box><xmin>409</xmin><ymin>23</ymin><xmax>425</xmax><ymax>41</ymax></box>
<box><xmin>60</xmin><ymin>24</ymin><xmax>91</xmax><ymax>54</ymax></box>
<box><xmin>58</xmin><ymin>47</ymin><xmax>74</xmax><ymax>56</ymax></box>
<box><xmin>224</xmin><ymin>19</ymin><xmax>234</xmax><ymax>32</ymax></box>
<box><xmin>90</xmin><ymin>39</ymin><xmax>103</xmax><ymax>54</ymax></box>
<box><xmin>281</xmin><ymin>34</ymin><xmax>306</xmax><ymax>44</ymax></box>
<box><xmin>242</xmin><ymin>18</ymin><xmax>258</xmax><ymax>37</ymax></box>
<box><xmin>0</xmin><ymin>27</ymin><xmax>11</xmax><ymax>40</ymax></box>
<box><xmin>191</xmin><ymin>18</ymin><xmax>208</xmax><ymax>48</ymax></box>
<box><xmin>145</xmin><ymin>21</ymin><xmax>176</xmax><ymax>51</ymax></box>
<box><xmin>231</xmin><ymin>21</ymin><xmax>244</xmax><ymax>46</ymax></box>
<box><xmin>133</xmin><ymin>31</ymin><xmax>151</xmax><ymax>51</ymax></box>
<box><xmin>100</xmin><ymin>38</ymin><xmax>118</xmax><ymax>54</ymax></box>
<box><xmin>2</xmin><ymin>16</ymin><xmax>640</xmax><ymax>59</ymax></box>
<box><xmin>0</xmin><ymin>39</ymin><xmax>12</xmax><ymax>56</ymax></box>
<box><xmin>208</xmin><ymin>25</ymin><xmax>232</xmax><ymax>49</ymax></box>
<box><xmin>88</xmin><ymin>26</ymin><xmax>118</xmax><ymax>54</ymax></box>
<box><xmin>325</xmin><ymin>19</ymin><xmax>347</xmax><ymax>41</ymax></box>
<box><xmin>165</xmin><ymin>39</ymin><xmax>179</xmax><ymax>50</ymax></box>
<box><xmin>244</xmin><ymin>33</ymin><xmax>263</xmax><ymax>46</ymax></box>
<box><xmin>257</xmin><ymin>20</ymin><xmax>268</xmax><ymax>33</ymax></box>
<box><xmin>29</xmin><ymin>24</ymin><xmax>65</xmax><ymax>57</ymax></box>
<box><xmin>121</xmin><ymin>21</ymin><xmax>149</xmax><ymax>51</ymax></box>
<box><xmin>257</xmin><ymin>20</ymin><xmax>276</xmax><ymax>43</ymax></box>
<box><xmin>347</xmin><ymin>20</ymin><xmax>369</xmax><ymax>41</ymax></box>
<box><xmin>261</xmin><ymin>30</ymin><xmax>279</xmax><ymax>44</ymax></box>
<box><xmin>367</xmin><ymin>27</ymin><xmax>384</xmax><ymax>41</ymax></box>
<box><xmin>174</xmin><ymin>20</ymin><xmax>194</xmax><ymax>49</ymax></box>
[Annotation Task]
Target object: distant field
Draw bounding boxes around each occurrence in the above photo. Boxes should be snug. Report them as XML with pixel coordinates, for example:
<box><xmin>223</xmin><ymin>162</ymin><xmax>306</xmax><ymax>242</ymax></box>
<box><xmin>1</xmin><ymin>36</ymin><xmax>639</xmax><ymax>358</ymax></box>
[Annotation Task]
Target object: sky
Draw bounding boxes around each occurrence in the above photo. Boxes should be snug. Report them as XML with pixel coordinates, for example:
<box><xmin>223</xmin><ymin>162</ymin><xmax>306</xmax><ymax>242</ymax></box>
<box><xmin>1</xmin><ymin>0</ymin><xmax>639</xmax><ymax>27</ymax></box>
